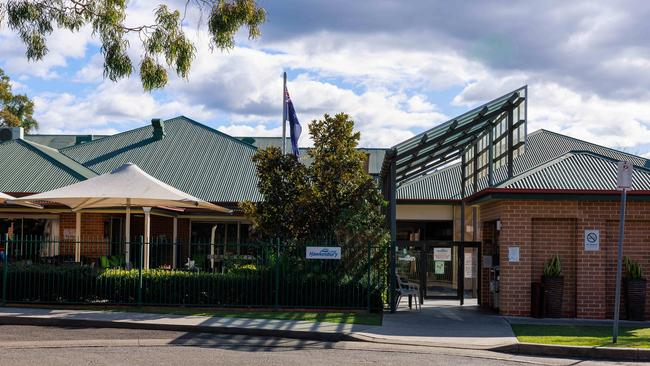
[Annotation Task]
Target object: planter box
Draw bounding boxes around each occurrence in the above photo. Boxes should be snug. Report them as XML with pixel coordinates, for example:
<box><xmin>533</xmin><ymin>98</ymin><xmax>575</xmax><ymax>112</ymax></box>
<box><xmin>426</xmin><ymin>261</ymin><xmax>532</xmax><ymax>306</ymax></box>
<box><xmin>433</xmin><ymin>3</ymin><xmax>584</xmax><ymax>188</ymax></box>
<box><xmin>543</xmin><ymin>276</ymin><xmax>564</xmax><ymax>318</ymax></box>
<box><xmin>625</xmin><ymin>278</ymin><xmax>647</xmax><ymax>321</ymax></box>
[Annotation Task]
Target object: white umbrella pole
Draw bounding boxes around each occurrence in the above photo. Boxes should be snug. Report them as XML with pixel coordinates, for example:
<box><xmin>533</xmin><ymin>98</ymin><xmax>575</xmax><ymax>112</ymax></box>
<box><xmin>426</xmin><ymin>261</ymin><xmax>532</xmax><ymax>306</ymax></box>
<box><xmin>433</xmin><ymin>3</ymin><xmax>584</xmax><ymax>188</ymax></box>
<box><xmin>125</xmin><ymin>200</ymin><xmax>131</xmax><ymax>264</ymax></box>
<box><xmin>75</xmin><ymin>212</ymin><xmax>81</xmax><ymax>262</ymax></box>
<box><xmin>172</xmin><ymin>217</ymin><xmax>178</xmax><ymax>269</ymax></box>
<box><xmin>143</xmin><ymin>207</ymin><xmax>151</xmax><ymax>270</ymax></box>
<box><xmin>210</xmin><ymin>225</ymin><xmax>217</xmax><ymax>271</ymax></box>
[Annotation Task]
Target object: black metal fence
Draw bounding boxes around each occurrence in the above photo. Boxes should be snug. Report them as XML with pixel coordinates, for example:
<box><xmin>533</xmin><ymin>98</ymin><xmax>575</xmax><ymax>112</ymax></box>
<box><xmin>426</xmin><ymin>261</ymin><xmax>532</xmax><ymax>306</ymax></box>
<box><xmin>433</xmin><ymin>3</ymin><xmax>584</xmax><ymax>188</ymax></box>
<box><xmin>0</xmin><ymin>236</ymin><xmax>387</xmax><ymax>311</ymax></box>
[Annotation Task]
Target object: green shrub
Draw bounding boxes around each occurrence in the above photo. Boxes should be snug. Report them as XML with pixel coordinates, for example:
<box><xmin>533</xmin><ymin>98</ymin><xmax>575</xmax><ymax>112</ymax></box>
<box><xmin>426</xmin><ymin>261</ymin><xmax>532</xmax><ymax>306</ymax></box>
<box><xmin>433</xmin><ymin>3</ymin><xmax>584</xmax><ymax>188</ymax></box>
<box><xmin>543</xmin><ymin>254</ymin><xmax>562</xmax><ymax>278</ymax></box>
<box><xmin>3</xmin><ymin>263</ymin><xmax>383</xmax><ymax>310</ymax></box>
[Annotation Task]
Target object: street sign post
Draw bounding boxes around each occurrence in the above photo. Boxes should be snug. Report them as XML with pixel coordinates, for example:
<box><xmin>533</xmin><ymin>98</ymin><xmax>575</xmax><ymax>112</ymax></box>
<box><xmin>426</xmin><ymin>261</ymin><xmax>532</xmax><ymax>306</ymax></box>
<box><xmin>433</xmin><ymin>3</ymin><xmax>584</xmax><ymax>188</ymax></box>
<box><xmin>613</xmin><ymin>161</ymin><xmax>633</xmax><ymax>343</ymax></box>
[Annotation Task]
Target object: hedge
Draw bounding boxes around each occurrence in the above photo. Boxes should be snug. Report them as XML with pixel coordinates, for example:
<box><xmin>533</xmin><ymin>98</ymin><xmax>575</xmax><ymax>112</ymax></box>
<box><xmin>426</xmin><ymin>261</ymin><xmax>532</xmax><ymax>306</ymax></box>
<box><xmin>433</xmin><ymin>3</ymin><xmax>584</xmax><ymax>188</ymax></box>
<box><xmin>2</xmin><ymin>264</ymin><xmax>383</xmax><ymax>310</ymax></box>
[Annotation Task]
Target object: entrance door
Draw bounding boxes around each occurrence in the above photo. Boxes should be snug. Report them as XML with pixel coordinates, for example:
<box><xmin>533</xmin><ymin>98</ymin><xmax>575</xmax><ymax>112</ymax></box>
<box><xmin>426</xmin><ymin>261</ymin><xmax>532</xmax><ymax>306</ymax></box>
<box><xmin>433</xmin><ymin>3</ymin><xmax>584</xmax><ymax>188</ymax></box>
<box><xmin>395</xmin><ymin>240</ymin><xmax>480</xmax><ymax>304</ymax></box>
<box><xmin>425</xmin><ymin>245</ymin><xmax>457</xmax><ymax>298</ymax></box>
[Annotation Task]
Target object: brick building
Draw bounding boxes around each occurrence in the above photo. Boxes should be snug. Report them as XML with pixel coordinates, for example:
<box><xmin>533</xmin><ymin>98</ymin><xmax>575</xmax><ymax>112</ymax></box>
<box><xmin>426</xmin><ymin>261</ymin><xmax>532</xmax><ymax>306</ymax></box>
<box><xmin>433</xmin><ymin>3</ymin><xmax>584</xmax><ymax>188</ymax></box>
<box><xmin>1</xmin><ymin>87</ymin><xmax>648</xmax><ymax>319</ymax></box>
<box><xmin>383</xmin><ymin>87</ymin><xmax>650</xmax><ymax>319</ymax></box>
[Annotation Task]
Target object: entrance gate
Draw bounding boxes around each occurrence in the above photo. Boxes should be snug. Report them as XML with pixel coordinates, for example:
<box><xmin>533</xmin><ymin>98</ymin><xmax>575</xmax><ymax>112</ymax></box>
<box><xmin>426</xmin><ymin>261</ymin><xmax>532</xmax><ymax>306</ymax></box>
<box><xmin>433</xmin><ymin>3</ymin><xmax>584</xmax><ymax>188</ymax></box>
<box><xmin>395</xmin><ymin>241</ymin><xmax>480</xmax><ymax>306</ymax></box>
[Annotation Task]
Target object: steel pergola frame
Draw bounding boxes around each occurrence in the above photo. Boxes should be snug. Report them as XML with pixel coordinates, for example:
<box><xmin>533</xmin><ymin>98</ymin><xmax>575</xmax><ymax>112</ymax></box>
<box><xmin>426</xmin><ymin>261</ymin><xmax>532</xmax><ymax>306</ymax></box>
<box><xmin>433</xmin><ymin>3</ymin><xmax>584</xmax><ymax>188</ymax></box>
<box><xmin>382</xmin><ymin>86</ymin><xmax>528</xmax><ymax>313</ymax></box>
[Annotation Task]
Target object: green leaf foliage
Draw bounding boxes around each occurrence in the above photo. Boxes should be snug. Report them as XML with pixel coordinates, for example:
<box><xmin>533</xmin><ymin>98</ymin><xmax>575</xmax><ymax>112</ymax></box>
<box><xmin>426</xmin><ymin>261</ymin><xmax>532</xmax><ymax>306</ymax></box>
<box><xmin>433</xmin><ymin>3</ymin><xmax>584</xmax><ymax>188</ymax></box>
<box><xmin>2</xmin><ymin>0</ymin><xmax>265</xmax><ymax>91</ymax></box>
<box><xmin>624</xmin><ymin>256</ymin><xmax>645</xmax><ymax>280</ymax></box>
<box><xmin>0</xmin><ymin>68</ymin><xmax>38</xmax><ymax>132</ymax></box>
<box><xmin>543</xmin><ymin>253</ymin><xmax>562</xmax><ymax>278</ymax></box>
<box><xmin>242</xmin><ymin>113</ymin><xmax>389</xmax><ymax>248</ymax></box>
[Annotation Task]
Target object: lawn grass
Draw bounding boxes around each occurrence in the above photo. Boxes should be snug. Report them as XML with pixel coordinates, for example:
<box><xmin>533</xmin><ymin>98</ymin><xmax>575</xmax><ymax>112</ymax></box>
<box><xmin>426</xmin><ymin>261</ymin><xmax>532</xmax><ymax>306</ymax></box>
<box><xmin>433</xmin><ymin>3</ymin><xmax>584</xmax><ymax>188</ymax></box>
<box><xmin>511</xmin><ymin>324</ymin><xmax>650</xmax><ymax>348</ymax></box>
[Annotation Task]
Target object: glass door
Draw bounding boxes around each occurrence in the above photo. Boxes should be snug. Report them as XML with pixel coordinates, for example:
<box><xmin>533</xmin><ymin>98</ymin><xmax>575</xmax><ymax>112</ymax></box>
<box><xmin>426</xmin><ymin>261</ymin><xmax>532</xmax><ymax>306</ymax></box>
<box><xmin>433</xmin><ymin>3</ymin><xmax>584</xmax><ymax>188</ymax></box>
<box><xmin>425</xmin><ymin>245</ymin><xmax>458</xmax><ymax>298</ymax></box>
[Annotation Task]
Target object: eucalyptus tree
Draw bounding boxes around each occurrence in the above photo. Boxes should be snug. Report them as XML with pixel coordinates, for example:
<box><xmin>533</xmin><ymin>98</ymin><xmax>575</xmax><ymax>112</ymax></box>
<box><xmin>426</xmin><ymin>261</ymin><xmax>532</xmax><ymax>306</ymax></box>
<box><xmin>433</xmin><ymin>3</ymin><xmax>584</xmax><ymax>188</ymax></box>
<box><xmin>1</xmin><ymin>0</ymin><xmax>266</xmax><ymax>90</ymax></box>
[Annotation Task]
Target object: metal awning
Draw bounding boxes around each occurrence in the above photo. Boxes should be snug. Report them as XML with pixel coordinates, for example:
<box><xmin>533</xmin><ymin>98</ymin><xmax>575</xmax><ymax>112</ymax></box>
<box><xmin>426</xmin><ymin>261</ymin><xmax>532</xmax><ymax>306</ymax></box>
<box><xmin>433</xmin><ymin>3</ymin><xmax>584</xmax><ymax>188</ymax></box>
<box><xmin>382</xmin><ymin>86</ymin><xmax>527</xmax><ymax>188</ymax></box>
<box><xmin>382</xmin><ymin>86</ymin><xmax>528</xmax><ymax>313</ymax></box>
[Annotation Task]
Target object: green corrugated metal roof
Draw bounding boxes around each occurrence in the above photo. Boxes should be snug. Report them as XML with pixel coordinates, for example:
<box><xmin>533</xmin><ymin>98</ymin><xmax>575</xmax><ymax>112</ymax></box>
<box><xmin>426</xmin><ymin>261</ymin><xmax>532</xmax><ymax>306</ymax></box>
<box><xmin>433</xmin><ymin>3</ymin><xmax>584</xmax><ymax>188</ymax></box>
<box><xmin>500</xmin><ymin>151</ymin><xmax>650</xmax><ymax>190</ymax></box>
<box><xmin>397</xmin><ymin>163</ymin><xmax>462</xmax><ymax>200</ymax></box>
<box><xmin>0</xmin><ymin>139</ymin><xmax>96</xmax><ymax>192</ymax></box>
<box><xmin>397</xmin><ymin>129</ymin><xmax>650</xmax><ymax>200</ymax></box>
<box><xmin>236</xmin><ymin>136</ymin><xmax>386</xmax><ymax>176</ymax></box>
<box><xmin>61</xmin><ymin>116</ymin><xmax>261</xmax><ymax>202</ymax></box>
<box><xmin>24</xmin><ymin>134</ymin><xmax>107</xmax><ymax>149</ymax></box>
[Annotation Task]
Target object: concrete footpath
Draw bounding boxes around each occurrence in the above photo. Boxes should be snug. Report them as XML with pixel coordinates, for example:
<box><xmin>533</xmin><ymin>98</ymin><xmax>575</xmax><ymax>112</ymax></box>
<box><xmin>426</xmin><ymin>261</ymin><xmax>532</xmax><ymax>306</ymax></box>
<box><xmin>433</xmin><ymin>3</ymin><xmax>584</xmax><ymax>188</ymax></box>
<box><xmin>1</xmin><ymin>301</ymin><xmax>649</xmax><ymax>361</ymax></box>
<box><xmin>0</xmin><ymin>300</ymin><xmax>516</xmax><ymax>350</ymax></box>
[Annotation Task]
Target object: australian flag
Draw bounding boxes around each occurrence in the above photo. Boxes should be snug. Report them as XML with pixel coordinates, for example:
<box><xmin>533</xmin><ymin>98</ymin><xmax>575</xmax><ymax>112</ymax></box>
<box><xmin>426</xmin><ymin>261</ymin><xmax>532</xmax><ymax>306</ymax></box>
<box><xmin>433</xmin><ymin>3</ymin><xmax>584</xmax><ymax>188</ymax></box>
<box><xmin>285</xmin><ymin>87</ymin><xmax>302</xmax><ymax>157</ymax></box>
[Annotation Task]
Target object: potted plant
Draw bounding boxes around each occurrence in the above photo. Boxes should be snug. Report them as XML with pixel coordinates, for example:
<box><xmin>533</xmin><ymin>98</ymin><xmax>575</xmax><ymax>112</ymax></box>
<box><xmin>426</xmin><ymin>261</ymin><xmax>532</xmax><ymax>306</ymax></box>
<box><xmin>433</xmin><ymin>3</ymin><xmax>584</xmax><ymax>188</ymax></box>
<box><xmin>543</xmin><ymin>254</ymin><xmax>564</xmax><ymax>318</ymax></box>
<box><xmin>624</xmin><ymin>256</ymin><xmax>647</xmax><ymax>321</ymax></box>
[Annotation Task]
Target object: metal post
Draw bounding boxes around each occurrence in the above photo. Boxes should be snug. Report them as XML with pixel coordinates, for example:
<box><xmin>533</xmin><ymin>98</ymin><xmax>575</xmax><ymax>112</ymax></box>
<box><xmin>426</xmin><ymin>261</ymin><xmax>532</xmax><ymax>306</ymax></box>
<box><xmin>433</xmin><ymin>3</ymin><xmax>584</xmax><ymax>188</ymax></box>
<box><xmin>282</xmin><ymin>72</ymin><xmax>287</xmax><ymax>155</ymax></box>
<box><xmin>172</xmin><ymin>217</ymin><xmax>178</xmax><ymax>269</ymax></box>
<box><xmin>488</xmin><ymin>126</ymin><xmax>494</xmax><ymax>186</ymax></box>
<box><xmin>274</xmin><ymin>238</ymin><xmax>280</xmax><ymax>309</ymax></box>
<box><xmin>138</xmin><ymin>236</ymin><xmax>143</xmax><ymax>306</ymax></box>
<box><xmin>459</xmin><ymin>242</ymin><xmax>465</xmax><ymax>305</ymax></box>
<box><xmin>75</xmin><ymin>212</ymin><xmax>81</xmax><ymax>262</ymax></box>
<box><xmin>507</xmin><ymin>108</ymin><xmax>514</xmax><ymax>179</ymax></box>
<box><xmin>613</xmin><ymin>188</ymin><xmax>627</xmax><ymax>343</ymax></box>
<box><xmin>2</xmin><ymin>233</ymin><xmax>8</xmax><ymax>305</ymax></box>
<box><xmin>389</xmin><ymin>159</ymin><xmax>397</xmax><ymax>313</ymax></box>
<box><xmin>125</xmin><ymin>200</ymin><xmax>131</xmax><ymax>264</ymax></box>
<box><xmin>367</xmin><ymin>241</ymin><xmax>371</xmax><ymax>312</ymax></box>
<box><xmin>142</xmin><ymin>207</ymin><xmax>152</xmax><ymax>270</ymax></box>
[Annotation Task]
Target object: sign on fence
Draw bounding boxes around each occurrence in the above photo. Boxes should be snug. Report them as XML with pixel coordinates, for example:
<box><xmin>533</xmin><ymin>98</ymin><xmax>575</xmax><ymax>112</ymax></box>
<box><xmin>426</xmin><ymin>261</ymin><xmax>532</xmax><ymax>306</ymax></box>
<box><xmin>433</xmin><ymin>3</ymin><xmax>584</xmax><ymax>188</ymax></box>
<box><xmin>306</xmin><ymin>246</ymin><xmax>341</xmax><ymax>260</ymax></box>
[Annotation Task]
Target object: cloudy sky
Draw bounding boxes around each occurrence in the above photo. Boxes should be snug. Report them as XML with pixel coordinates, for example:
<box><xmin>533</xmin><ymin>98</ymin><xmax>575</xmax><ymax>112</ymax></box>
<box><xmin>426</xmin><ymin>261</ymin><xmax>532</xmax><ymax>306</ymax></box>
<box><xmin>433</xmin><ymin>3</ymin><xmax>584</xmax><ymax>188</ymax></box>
<box><xmin>1</xmin><ymin>0</ymin><xmax>650</xmax><ymax>156</ymax></box>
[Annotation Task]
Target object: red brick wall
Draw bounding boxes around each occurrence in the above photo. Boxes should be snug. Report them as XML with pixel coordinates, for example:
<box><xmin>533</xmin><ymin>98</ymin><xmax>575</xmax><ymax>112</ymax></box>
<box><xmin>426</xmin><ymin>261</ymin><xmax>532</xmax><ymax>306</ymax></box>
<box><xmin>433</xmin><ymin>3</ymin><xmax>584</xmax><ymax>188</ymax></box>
<box><xmin>532</xmin><ymin>218</ymin><xmax>577</xmax><ymax>317</ymax></box>
<box><xmin>59</xmin><ymin>212</ymin><xmax>109</xmax><ymax>260</ymax></box>
<box><xmin>479</xmin><ymin>199</ymin><xmax>650</xmax><ymax>319</ymax></box>
<box><xmin>57</xmin><ymin>213</ymin><xmax>194</xmax><ymax>265</ymax></box>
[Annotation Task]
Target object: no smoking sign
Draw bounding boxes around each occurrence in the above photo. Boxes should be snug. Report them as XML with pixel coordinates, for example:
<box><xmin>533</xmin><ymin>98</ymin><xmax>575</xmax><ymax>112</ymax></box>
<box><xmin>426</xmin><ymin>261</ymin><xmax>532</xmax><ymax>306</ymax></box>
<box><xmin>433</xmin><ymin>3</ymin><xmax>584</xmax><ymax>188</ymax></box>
<box><xmin>584</xmin><ymin>229</ymin><xmax>600</xmax><ymax>251</ymax></box>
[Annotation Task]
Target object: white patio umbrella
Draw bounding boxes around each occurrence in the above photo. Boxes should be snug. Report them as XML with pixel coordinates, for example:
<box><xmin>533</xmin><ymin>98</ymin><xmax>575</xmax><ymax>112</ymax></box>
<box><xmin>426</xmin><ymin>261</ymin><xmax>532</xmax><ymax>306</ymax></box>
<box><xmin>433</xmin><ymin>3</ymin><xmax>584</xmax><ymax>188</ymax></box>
<box><xmin>0</xmin><ymin>192</ymin><xmax>42</xmax><ymax>209</ymax></box>
<box><xmin>12</xmin><ymin>163</ymin><xmax>230</xmax><ymax>266</ymax></box>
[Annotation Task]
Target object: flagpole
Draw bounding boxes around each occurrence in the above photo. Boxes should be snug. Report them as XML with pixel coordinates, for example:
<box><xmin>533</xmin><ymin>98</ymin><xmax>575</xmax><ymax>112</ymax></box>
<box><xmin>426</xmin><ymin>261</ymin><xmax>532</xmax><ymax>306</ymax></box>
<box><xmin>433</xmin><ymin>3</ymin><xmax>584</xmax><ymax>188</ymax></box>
<box><xmin>282</xmin><ymin>72</ymin><xmax>287</xmax><ymax>155</ymax></box>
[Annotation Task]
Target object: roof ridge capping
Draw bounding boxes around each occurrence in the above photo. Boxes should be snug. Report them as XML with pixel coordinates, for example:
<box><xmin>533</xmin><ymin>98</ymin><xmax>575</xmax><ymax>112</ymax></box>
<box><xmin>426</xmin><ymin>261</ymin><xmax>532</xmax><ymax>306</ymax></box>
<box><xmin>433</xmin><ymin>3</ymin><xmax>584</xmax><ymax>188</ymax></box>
<box><xmin>59</xmin><ymin>115</ymin><xmax>259</xmax><ymax>153</ymax></box>
<box><xmin>174</xmin><ymin>115</ymin><xmax>258</xmax><ymax>151</ymax></box>
<box><xmin>534</xmin><ymin>129</ymin><xmax>650</xmax><ymax>167</ymax></box>
<box><xmin>568</xmin><ymin>149</ymin><xmax>650</xmax><ymax>172</ymax></box>
<box><xmin>19</xmin><ymin>139</ymin><xmax>97</xmax><ymax>179</ymax></box>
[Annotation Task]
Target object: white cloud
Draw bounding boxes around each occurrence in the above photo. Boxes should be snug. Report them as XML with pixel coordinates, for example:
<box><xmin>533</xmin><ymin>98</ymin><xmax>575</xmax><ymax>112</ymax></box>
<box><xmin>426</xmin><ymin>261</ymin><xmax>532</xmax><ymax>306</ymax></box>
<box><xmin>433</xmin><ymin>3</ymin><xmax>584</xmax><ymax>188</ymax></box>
<box><xmin>218</xmin><ymin>124</ymin><xmax>282</xmax><ymax>137</ymax></box>
<box><xmin>0</xmin><ymin>0</ymin><xmax>649</xmax><ymax>159</ymax></box>
<box><xmin>0</xmin><ymin>26</ymin><xmax>94</xmax><ymax>79</ymax></box>
<box><xmin>31</xmin><ymin>78</ymin><xmax>214</xmax><ymax>134</ymax></box>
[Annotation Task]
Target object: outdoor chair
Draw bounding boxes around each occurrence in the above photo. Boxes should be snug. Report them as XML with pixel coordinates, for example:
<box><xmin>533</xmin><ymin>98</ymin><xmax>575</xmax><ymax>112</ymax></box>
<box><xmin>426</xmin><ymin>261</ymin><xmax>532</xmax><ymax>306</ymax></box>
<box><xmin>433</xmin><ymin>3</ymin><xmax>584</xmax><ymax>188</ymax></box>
<box><xmin>396</xmin><ymin>273</ymin><xmax>421</xmax><ymax>311</ymax></box>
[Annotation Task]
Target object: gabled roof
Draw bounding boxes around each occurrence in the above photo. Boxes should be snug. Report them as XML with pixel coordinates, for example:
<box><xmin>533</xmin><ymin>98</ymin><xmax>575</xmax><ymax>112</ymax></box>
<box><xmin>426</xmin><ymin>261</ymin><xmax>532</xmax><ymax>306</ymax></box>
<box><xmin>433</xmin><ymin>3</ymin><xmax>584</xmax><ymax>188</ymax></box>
<box><xmin>236</xmin><ymin>136</ymin><xmax>387</xmax><ymax>176</ymax></box>
<box><xmin>60</xmin><ymin>116</ymin><xmax>261</xmax><ymax>202</ymax></box>
<box><xmin>25</xmin><ymin>134</ymin><xmax>107</xmax><ymax>149</ymax></box>
<box><xmin>397</xmin><ymin>129</ymin><xmax>650</xmax><ymax>200</ymax></box>
<box><xmin>498</xmin><ymin>151</ymin><xmax>650</xmax><ymax>190</ymax></box>
<box><xmin>0</xmin><ymin>139</ymin><xmax>97</xmax><ymax>193</ymax></box>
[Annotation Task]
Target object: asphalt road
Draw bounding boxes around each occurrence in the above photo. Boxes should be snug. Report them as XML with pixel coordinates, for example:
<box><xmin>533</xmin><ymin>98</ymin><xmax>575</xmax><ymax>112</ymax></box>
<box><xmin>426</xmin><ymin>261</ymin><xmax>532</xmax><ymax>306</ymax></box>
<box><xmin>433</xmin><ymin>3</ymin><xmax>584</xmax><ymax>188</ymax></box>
<box><xmin>0</xmin><ymin>325</ymin><xmax>641</xmax><ymax>366</ymax></box>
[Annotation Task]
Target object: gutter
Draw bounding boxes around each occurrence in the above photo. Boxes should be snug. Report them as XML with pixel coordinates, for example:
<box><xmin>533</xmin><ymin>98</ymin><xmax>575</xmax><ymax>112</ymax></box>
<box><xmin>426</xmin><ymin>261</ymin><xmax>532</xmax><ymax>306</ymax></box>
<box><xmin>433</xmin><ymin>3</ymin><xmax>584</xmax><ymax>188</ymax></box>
<box><xmin>465</xmin><ymin>188</ymin><xmax>650</xmax><ymax>204</ymax></box>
